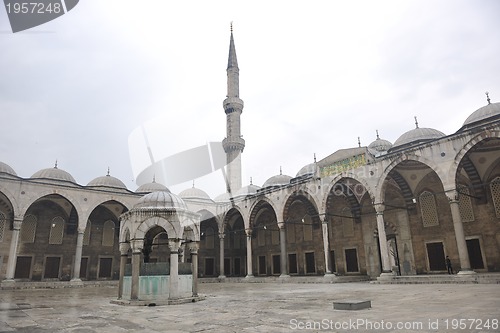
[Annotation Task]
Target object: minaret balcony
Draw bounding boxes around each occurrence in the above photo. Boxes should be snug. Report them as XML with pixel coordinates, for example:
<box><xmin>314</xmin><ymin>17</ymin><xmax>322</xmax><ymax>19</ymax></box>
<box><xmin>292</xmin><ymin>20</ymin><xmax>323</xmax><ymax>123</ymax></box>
<box><xmin>222</xmin><ymin>137</ymin><xmax>245</xmax><ymax>151</ymax></box>
<box><xmin>223</xmin><ymin>97</ymin><xmax>244</xmax><ymax>111</ymax></box>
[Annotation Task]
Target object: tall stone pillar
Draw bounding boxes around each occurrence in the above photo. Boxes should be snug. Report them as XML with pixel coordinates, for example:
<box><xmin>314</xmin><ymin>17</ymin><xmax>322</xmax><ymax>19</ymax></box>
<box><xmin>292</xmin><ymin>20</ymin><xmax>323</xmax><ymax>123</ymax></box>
<box><xmin>4</xmin><ymin>219</ymin><xmax>22</xmax><ymax>281</ymax></box>
<box><xmin>130</xmin><ymin>247</ymin><xmax>141</xmax><ymax>300</ymax></box>
<box><xmin>188</xmin><ymin>242</ymin><xmax>199</xmax><ymax>297</ymax></box>
<box><xmin>322</xmin><ymin>217</ymin><xmax>333</xmax><ymax>275</ymax></box>
<box><xmin>118</xmin><ymin>242</ymin><xmax>130</xmax><ymax>299</ymax></box>
<box><xmin>447</xmin><ymin>190</ymin><xmax>474</xmax><ymax>274</ymax></box>
<box><xmin>278</xmin><ymin>223</ymin><xmax>289</xmax><ymax>278</ymax></box>
<box><xmin>71</xmin><ymin>229</ymin><xmax>85</xmax><ymax>283</ymax></box>
<box><xmin>168</xmin><ymin>239</ymin><xmax>181</xmax><ymax>299</ymax></box>
<box><xmin>245</xmin><ymin>228</ymin><xmax>253</xmax><ymax>278</ymax></box>
<box><xmin>218</xmin><ymin>233</ymin><xmax>226</xmax><ymax>278</ymax></box>
<box><xmin>375</xmin><ymin>204</ymin><xmax>392</xmax><ymax>275</ymax></box>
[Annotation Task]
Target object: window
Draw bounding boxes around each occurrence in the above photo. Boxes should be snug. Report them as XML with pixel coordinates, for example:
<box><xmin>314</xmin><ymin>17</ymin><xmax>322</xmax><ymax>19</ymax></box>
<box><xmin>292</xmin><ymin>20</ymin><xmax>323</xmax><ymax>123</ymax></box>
<box><xmin>419</xmin><ymin>191</ymin><xmax>439</xmax><ymax>227</ymax></box>
<box><xmin>257</xmin><ymin>228</ymin><xmax>265</xmax><ymax>247</ymax></box>
<box><xmin>83</xmin><ymin>220</ymin><xmax>91</xmax><ymax>246</ymax></box>
<box><xmin>490</xmin><ymin>177</ymin><xmax>500</xmax><ymax>218</ymax></box>
<box><xmin>102</xmin><ymin>220</ymin><xmax>115</xmax><ymax>247</ymax></box>
<box><xmin>20</xmin><ymin>214</ymin><xmax>37</xmax><ymax>243</ymax></box>
<box><xmin>49</xmin><ymin>216</ymin><xmax>64</xmax><ymax>245</ymax></box>
<box><xmin>458</xmin><ymin>185</ymin><xmax>474</xmax><ymax>222</ymax></box>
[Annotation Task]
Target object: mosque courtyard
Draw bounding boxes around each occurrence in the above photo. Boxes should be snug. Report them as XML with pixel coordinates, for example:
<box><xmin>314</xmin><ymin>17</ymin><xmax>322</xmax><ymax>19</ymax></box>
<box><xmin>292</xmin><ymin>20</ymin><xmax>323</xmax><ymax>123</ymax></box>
<box><xmin>1</xmin><ymin>281</ymin><xmax>499</xmax><ymax>332</ymax></box>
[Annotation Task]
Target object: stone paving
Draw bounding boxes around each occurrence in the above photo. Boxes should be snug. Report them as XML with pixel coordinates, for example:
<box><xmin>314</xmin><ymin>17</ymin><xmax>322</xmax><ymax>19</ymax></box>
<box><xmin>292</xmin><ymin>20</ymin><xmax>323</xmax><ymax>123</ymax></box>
<box><xmin>0</xmin><ymin>282</ymin><xmax>499</xmax><ymax>332</ymax></box>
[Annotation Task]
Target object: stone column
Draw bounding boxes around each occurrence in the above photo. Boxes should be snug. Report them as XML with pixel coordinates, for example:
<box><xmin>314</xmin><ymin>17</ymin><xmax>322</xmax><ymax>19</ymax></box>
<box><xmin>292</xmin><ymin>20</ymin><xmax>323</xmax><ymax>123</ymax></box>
<box><xmin>188</xmin><ymin>242</ymin><xmax>199</xmax><ymax>297</ymax></box>
<box><xmin>447</xmin><ymin>190</ymin><xmax>474</xmax><ymax>274</ymax></box>
<box><xmin>218</xmin><ymin>233</ymin><xmax>226</xmax><ymax>278</ymax></box>
<box><xmin>168</xmin><ymin>239</ymin><xmax>181</xmax><ymax>299</ymax></box>
<box><xmin>71</xmin><ymin>229</ymin><xmax>85</xmax><ymax>283</ymax></box>
<box><xmin>278</xmin><ymin>223</ymin><xmax>289</xmax><ymax>278</ymax></box>
<box><xmin>4</xmin><ymin>219</ymin><xmax>22</xmax><ymax>281</ymax></box>
<box><xmin>118</xmin><ymin>242</ymin><xmax>130</xmax><ymax>299</ymax></box>
<box><xmin>245</xmin><ymin>228</ymin><xmax>253</xmax><ymax>278</ymax></box>
<box><xmin>322</xmin><ymin>217</ymin><xmax>333</xmax><ymax>275</ymax></box>
<box><xmin>375</xmin><ymin>204</ymin><xmax>392</xmax><ymax>275</ymax></box>
<box><xmin>130</xmin><ymin>247</ymin><xmax>141</xmax><ymax>300</ymax></box>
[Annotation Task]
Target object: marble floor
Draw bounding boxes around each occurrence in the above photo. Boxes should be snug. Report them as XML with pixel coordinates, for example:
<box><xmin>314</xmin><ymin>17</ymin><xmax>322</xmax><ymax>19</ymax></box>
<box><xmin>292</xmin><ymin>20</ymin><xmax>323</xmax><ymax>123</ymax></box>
<box><xmin>1</xmin><ymin>282</ymin><xmax>499</xmax><ymax>332</ymax></box>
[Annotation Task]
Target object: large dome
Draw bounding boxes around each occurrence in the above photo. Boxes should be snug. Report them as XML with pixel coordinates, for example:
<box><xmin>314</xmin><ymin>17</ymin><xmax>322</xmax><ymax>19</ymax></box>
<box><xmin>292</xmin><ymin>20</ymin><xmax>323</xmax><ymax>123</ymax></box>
<box><xmin>136</xmin><ymin>180</ymin><xmax>170</xmax><ymax>193</ymax></box>
<box><xmin>262</xmin><ymin>174</ymin><xmax>292</xmax><ymax>188</ymax></box>
<box><xmin>135</xmin><ymin>191</ymin><xmax>187</xmax><ymax>210</ymax></box>
<box><xmin>0</xmin><ymin>161</ymin><xmax>17</xmax><ymax>176</ymax></box>
<box><xmin>368</xmin><ymin>136</ymin><xmax>393</xmax><ymax>153</ymax></box>
<box><xmin>463</xmin><ymin>102</ymin><xmax>500</xmax><ymax>127</ymax></box>
<box><xmin>296</xmin><ymin>163</ymin><xmax>317</xmax><ymax>177</ymax></box>
<box><xmin>392</xmin><ymin>127</ymin><xmax>445</xmax><ymax>149</ymax></box>
<box><xmin>87</xmin><ymin>174</ymin><xmax>127</xmax><ymax>189</ymax></box>
<box><xmin>31</xmin><ymin>166</ymin><xmax>76</xmax><ymax>183</ymax></box>
<box><xmin>179</xmin><ymin>186</ymin><xmax>212</xmax><ymax>201</ymax></box>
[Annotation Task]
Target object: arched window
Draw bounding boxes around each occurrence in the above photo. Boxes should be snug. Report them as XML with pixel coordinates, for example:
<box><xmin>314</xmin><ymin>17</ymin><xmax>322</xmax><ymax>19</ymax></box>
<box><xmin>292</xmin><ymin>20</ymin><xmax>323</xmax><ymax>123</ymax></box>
<box><xmin>102</xmin><ymin>220</ymin><xmax>115</xmax><ymax>247</ymax></box>
<box><xmin>83</xmin><ymin>220</ymin><xmax>91</xmax><ymax>246</ymax></box>
<box><xmin>341</xmin><ymin>207</ymin><xmax>354</xmax><ymax>237</ymax></box>
<box><xmin>205</xmin><ymin>227</ymin><xmax>215</xmax><ymax>249</ymax></box>
<box><xmin>419</xmin><ymin>191</ymin><xmax>439</xmax><ymax>227</ymax></box>
<box><xmin>490</xmin><ymin>177</ymin><xmax>500</xmax><ymax>218</ymax></box>
<box><xmin>49</xmin><ymin>216</ymin><xmax>65</xmax><ymax>244</ymax></box>
<box><xmin>458</xmin><ymin>185</ymin><xmax>474</xmax><ymax>222</ymax></box>
<box><xmin>20</xmin><ymin>214</ymin><xmax>37</xmax><ymax>243</ymax></box>
<box><xmin>0</xmin><ymin>212</ymin><xmax>6</xmax><ymax>242</ymax></box>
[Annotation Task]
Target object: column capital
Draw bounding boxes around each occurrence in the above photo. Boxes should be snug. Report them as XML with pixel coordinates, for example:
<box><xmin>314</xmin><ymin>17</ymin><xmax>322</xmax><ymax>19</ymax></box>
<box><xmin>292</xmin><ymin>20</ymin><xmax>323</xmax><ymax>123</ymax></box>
<box><xmin>168</xmin><ymin>239</ymin><xmax>181</xmax><ymax>252</ymax></box>
<box><xmin>277</xmin><ymin>222</ymin><xmax>286</xmax><ymax>229</ymax></box>
<box><xmin>374</xmin><ymin>203</ymin><xmax>385</xmax><ymax>214</ymax></box>
<box><xmin>445</xmin><ymin>189</ymin><xmax>460</xmax><ymax>203</ymax></box>
<box><xmin>245</xmin><ymin>228</ymin><xmax>252</xmax><ymax>237</ymax></box>
<box><xmin>12</xmin><ymin>219</ymin><xmax>22</xmax><ymax>230</ymax></box>
<box><xmin>218</xmin><ymin>233</ymin><xmax>225</xmax><ymax>239</ymax></box>
<box><xmin>187</xmin><ymin>241</ymin><xmax>200</xmax><ymax>254</ymax></box>
<box><xmin>130</xmin><ymin>239</ymin><xmax>143</xmax><ymax>253</ymax></box>
<box><xmin>119</xmin><ymin>242</ymin><xmax>131</xmax><ymax>254</ymax></box>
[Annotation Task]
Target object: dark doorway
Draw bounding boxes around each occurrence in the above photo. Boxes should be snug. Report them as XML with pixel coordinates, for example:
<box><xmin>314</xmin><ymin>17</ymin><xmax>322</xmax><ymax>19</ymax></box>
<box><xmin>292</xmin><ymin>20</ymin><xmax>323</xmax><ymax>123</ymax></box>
<box><xmin>305</xmin><ymin>252</ymin><xmax>315</xmax><ymax>274</ymax></box>
<box><xmin>258</xmin><ymin>255</ymin><xmax>266</xmax><ymax>275</ymax></box>
<box><xmin>426</xmin><ymin>242</ymin><xmax>446</xmax><ymax>271</ymax></box>
<box><xmin>466</xmin><ymin>239</ymin><xmax>484</xmax><ymax>269</ymax></box>
<box><xmin>14</xmin><ymin>256</ymin><xmax>32</xmax><ymax>279</ymax></box>
<box><xmin>44</xmin><ymin>257</ymin><xmax>61</xmax><ymax>279</ymax></box>
<box><xmin>79</xmin><ymin>257</ymin><xmax>89</xmax><ymax>279</ymax></box>
<box><xmin>272</xmin><ymin>254</ymin><xmax>281</xmax><ymax>275</ymax></box>
<box><xmin>330</xmin><ymin>250</ymin><xmax>336</xmax><ymax>272</ymax></box>
<box><xmin>98</xmin><ymin>258</ymin><xmax>113</xmax><ymax>278</ymax></box>
<box><xmin>234</xmin><ymin>257</ymin><xmax>241</xmax><ymax>276</ymax></box>
<box><xmin>345</xmin><ymin>249</ymin><xmax>359</xmax><ymax>272</ymax></box>
<box><xmin>288</xmin><ymin>254</ymin><xmax>297</xmax><ymax>274</ymax></box>
<box><xmin>205</xmin><ymin>258</ymin><xmax>215</xmax><ymax>276</ymax></box>
<box><xmin>224</xmin><ymin>258</ymin><xmax>231</xmax><ymax>276</ymax></box>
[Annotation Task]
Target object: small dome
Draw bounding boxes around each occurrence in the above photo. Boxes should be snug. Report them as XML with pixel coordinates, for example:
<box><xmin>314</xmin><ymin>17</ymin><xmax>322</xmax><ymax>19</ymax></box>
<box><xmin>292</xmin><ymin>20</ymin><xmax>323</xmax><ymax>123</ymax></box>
<box><xmin>88</xmin><ymin>174</ymin><xmax>127</xmax><ymax>189</ymax></box>
<box><xmin>31</xmin><ymin>166</ymin><xmax>76</xmax><ymax>183</ymax></box>
<box><xmin>262</xmin><ymin>174</ymin><xmax>292</xmax><ymax>188</ymax></box>
<box><xmin>179</xmin><ymin>186</ymin><xmax>212</xmax><ymax>201</ymax></box>
<box><xmin>0</xmin><ymin>161</ymin><xmax>17</xmax><ymax>176</ymax></box>
<box><xmin>296</xmin><ymin>163</ymin><xmax>317</xmax><ymax>177</ymax></box>
<box><xmin>392</xmin><ymin>127</ymin><xmax>445</xmax><ymax>149</ymax></box>
<box><xmin>214</xmin><ymin>192</ymin><xmax>231</xmax><ymax>202</ymax></box>
<box><xmin>136</xmin><ymin>181</ymin><xmax>170</xmax><ymax>193</ymax></box>
<box><xmin>463</xmin><ymin>102</ymin><xmax>500</xmax><ymax>127</ymax></box>
<box><xmin>235</xmin><ymin>184</ymin><xmax>261</xmax><ymax>197</ymax></box>
<box><xmin>135</xmin><ymin>191</ymin><xmax>187</xmax><ymax>210</ymax></box>
<box><xmin>368</xmin><ymin>137</ymin><xmax>393</xmax><ymax>153</ymax></box>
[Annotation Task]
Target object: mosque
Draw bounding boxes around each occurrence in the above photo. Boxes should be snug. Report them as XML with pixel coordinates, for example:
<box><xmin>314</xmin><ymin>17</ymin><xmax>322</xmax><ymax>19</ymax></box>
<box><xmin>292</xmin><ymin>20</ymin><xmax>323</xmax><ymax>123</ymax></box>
<box><xmin>1</xmin><ymin>30</ymin><xmax>499</xmax><ymax>287</ymax></box>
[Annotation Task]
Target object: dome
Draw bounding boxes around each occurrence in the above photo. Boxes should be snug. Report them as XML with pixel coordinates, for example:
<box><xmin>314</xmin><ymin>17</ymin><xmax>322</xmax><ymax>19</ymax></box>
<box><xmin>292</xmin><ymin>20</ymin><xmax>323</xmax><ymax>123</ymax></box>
<box><xmin>0</xmin><ymin>161</ymin><xmax>17</xmax><ymax>176</ymax></box>
<box><xmin>296</xmin><ymin>163</ymin><xmax>317</xmax><ymax>177</ymax></box>
<box><xmin>179</xmin><ymin>186</ymin><xmax>212</xmax><ymax>201</ymax></box>
<box><xmin>368</xmin><ymin>137</ymin><xmax>393</xmax><ymax>153</ymax></box>
<box><xmin>135</xmin><ymin>191</ymin><xmax>187</xmax><ymax>210</ymax></box>
<box><xmin>262</xmin><ymin>174</ymin><xmax>292</xmax><ymax>188</ymax></box>
<box><xmin>136</xmin><ymin>181</ymin><xmax>170</xmax><ymax>193</ymax></box>
<box><xmin>392</xmin><ymin>127</ymin><xmax>445</xmax><ymax>149</ymax></box>
<box><xmin>87</xmin><ymin>174</ymin><xmax>127</xmax><ymax>189</ymax></box>
<box><xmin>214</xmin><ymin>192</ymin><xmax>231</xmax><ymax>202</ymax></box>
<box><xmin>235</xmin><ymin>184</ymin><xmax>261</xmax><ymax>197</ymax></box>
<box><xmin>31</xmin><ymin>166</ymin><xmax>76</xmax><ymax>183</ymax></box>
<box><xmin>463</xmin><ymin>102</ymin><xmax>500</xmax><ymax>127</ymax></box>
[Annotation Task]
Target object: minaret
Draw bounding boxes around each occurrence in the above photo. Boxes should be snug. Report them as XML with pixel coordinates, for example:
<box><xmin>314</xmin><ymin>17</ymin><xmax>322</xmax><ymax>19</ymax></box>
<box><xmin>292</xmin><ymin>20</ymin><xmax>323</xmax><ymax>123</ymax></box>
<box><xmin>222</xmin><ymin>23</ymin><xmax>245</xmax><ymax>193</ymax></box>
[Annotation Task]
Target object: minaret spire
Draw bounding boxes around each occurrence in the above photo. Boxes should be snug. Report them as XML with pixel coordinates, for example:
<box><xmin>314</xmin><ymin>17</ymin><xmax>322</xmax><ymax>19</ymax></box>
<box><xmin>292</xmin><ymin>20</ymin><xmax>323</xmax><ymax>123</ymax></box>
<box><xmin>222</xmin><ymin>23</ymin><xmax>245</xmax><ymax>193</ymax></box>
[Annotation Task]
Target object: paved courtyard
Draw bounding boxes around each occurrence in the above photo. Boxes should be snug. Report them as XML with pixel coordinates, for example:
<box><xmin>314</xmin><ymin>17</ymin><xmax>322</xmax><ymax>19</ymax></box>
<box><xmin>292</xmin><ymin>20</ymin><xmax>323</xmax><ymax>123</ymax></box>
<box><xmin>0</xmin><ymin>282</ymin><xmax>499</xmax><ymax>332</ymax></box>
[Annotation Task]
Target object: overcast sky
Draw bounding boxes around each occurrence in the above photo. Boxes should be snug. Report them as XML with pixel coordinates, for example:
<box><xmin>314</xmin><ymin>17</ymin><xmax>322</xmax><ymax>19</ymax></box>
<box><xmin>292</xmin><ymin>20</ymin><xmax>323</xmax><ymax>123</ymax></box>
<box><xmin>1</xmin><ymin>0</ymin><xmax>499</xmax><ymax>198</ymax></box>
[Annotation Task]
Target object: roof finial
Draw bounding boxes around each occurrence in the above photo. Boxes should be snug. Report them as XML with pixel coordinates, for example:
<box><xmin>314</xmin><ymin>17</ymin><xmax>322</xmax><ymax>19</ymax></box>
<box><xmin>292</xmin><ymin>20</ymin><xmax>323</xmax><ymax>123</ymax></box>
<box><xmin>358</xmin><ymin>137</ymin><xmax>361</xmax><ymax>148</ymax></box>
<box><xmin>313</xmin><ymin>153</ymin><xmax>317</xmax><ymax>163</ymax></box>
<box><xmin>230</xmin><ymin>21</ymin><xmax>233</xmax><ymax>33</ymax></box>
<box><xmin>250</xmin><ymin>177</ymin><xmax>253</xmax><ymax>185</ymax></box>
<box><xmin>192</xmin><ymin>180</ymin><xmax>195</xmax><ymax>188</ymax></box>
<box><xmin>107</xmin><ymin>167</ymin><xmax>110</xmax><ymax>176</ymax></box>
<box><xmin>152</xmin><ymin>174</ymin><xmax>156</xmax><ymax>183</ymax></box>
<box><xmin>376</xmin><ymin>130</ymin><xmax>380</xmax><ymax>139</ymax></box>
<box><xmin>414</xmin><ymin>116</ymin><xmax>419</xmax><ymax>129</ymax></box>
<box><xmin>280</xmin><ymin>166</ymin><xmax>282</xmax><ymax>175</ymax></box>
<box><xmin>486</xmin><ymin>91</ymin><xmax>491</xmax><ymax>104</ymax></box>
<box><xmin>54</xmin><ymin>160</ymin><xmax>58</xmax><ymax>169</ymax></box>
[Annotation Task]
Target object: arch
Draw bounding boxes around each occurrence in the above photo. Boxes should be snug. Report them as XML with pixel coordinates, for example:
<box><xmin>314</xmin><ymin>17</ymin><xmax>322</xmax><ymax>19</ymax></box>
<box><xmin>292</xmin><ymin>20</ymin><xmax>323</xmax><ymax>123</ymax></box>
<box><xmin>324</xmin><ymin>176</ymin><xmax>370</xmax><ymax>223</ymax></box>
<box><xmin>249</xmin><ymin>198</ymin><xmax>279</xmax><ymax>228</ymax></box>
<box><xmin>119</xmin><ymin>226</ymin><xmax>131</xmax><ymax>243</ymax></box>
<box><xmin>0</xmin><ymin>187</ymin><xmax>19</xmax><ymax>219</ymax></box>
<box><xmin>0</xmin><ymin>211</ymin><xmax>6</xmax><ymax>242</ymax></box>
<box><xmin>134</xmin><ymin>216</ymin><xmax>179</xmax><ymax>240</ymax></box>
<box><xmin>283</xmin><ymin>190</ymin><xmax>320</xmax><ymax>224</ymax></box>
<box><xmin>322</xmin><ymin>173</ymin><xmax>375</xmax><ymax>214</ymax></box>
<box><xmin>19</xmin><ymin>190</ymin><xmax>83</xmax><ymax>220</ymax></box>
<box><xmin>454</xmin><ymin>130</ymin><xmax>500</xmax><ymax>173</ymax></box>
<box><xmin>373</xmin><ymin>220</ymin><xmax>398</xmax><ymax>237</ymax></box>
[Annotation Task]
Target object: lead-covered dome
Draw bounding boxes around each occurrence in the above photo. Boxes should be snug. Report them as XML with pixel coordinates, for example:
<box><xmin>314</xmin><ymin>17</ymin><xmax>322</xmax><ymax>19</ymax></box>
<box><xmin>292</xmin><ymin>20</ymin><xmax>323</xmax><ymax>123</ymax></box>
<box><xmin>296</xmin><ymin>163</ymin><xmax>317</xmax><ymax>177</ymax></box>
<box><xmin>31</xmin><ymin>166</ymin><xmax>76</xmax><ymax>183</ymax></box>
<box><xmin>88</xmin><ymin>174</ymin><xmax>127</xmax><ymax>189</ymax></box>
<box><xmin>235</xmin><ymin>183</ymin><xmax>261</xmax><ymax>197</ymax></box>
<box><xmin>135</xmin><ymin>191</ymin><xmax>187</xmax><ymax>210</ymax></box>
<box><xmin>136</xmin><ymin>180</ymin><xmax>170</xmax><ymax>193</ymax></box>
<box><xmin>462</xmin><ymin>102</ymin><xmax>500</xmax><ymax>127</ymax></box>
<box><xmin>0</xmin><ymin>161</ymin><xmax>17</xmax><ymax>176</ymax></box>
<box><xmin>262</xmin><ymin>173</ymin><xmax>292</xmax><ymax>188</ymax></box>
<box><xmin>368</xmin><ymin>135</ymin><xmax>393</xmax><ymax>153</ymax></box>
<box><xmin>392</xmin><ymin>125</ymin><xmax>445</xmax><ymax>150</ymax></box>
<box><xmin>179</xmin><ymin>186</ymin><xmax>212</xmax><ymax>201</ymax></box>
